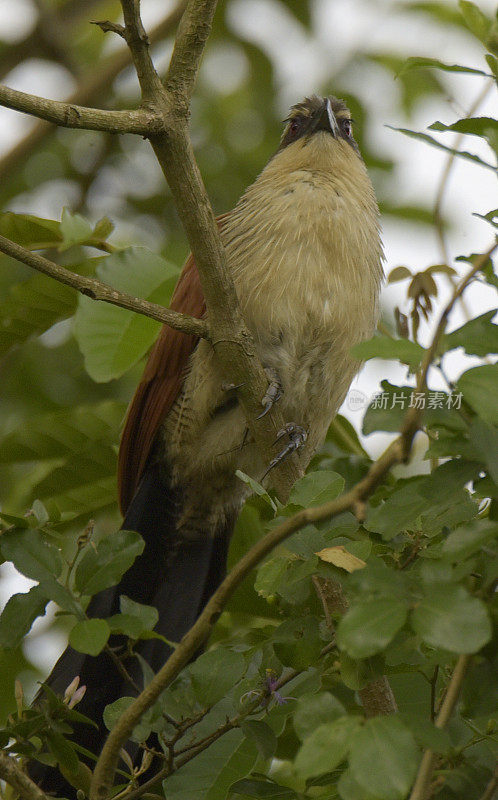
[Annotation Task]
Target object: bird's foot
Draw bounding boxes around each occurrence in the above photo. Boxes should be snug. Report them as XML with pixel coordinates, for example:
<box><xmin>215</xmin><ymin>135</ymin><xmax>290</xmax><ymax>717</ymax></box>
<box><xmin>258</xmin><ymin>367</ymin><xmax>283</xmax><ymax>419</ymax></box>
<box><xmin>262</xmin><ymin>423</ymin><xmax>307</xmax><ymax>479</ymax></box>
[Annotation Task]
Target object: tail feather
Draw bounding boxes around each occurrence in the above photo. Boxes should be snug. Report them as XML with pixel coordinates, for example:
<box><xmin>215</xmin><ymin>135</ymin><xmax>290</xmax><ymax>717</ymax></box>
<box><xmin>28</xmin><ymin>464</ymin><xmax>232</xmax><ymax>795</ymax></box>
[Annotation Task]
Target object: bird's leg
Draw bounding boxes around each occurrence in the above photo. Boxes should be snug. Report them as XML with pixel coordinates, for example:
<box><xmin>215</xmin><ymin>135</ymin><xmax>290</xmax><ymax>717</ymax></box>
<box><xmin>261</xmin><ymin>423</ymin><xmax>307</xmax><ymax>480</ymax></box>
<box><xmin>258</xmin><ymin>367</ymin><xmax>283</xmax><ymax>419</ymax></box>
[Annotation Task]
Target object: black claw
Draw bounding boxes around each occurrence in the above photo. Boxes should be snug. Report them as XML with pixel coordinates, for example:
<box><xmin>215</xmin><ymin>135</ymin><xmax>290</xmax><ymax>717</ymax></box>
<box><xmin>257</xmin><ymin>400</ymin><xmax>274</xmax><ymax>420</ymax></box>
<box><xmin>258</xmin><ymin>367</ymin><xmax>283</xmax><ymax>418</ymax></box>
<box><xmin>261</xmin><ymin>423</ymin><xmax>307</xmax><ymax>480</ymax></box>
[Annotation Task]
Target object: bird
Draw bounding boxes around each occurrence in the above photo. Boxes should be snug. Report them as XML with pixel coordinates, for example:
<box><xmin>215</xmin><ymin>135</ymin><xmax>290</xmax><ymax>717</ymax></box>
<box><xmin>29</xmin><ymin>94</ymin><xmax>384</xmax><ymax>794</ymax></box>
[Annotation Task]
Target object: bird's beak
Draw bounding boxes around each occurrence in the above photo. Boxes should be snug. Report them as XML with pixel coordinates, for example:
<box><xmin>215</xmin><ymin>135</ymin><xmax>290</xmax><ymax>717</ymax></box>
<box><xmin>310</xmin><ymin>98</ymin><xmax>340</xmax><ymax>138</ymax></box>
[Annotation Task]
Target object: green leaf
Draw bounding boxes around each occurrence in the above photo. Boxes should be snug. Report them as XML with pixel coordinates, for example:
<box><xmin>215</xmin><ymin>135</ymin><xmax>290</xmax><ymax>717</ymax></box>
<box><xmin>254</xmin><ymin>557</ymin><xmax>289</xmax><ymax>599</ymax></box>
<box><xmin>0</xmin><ymin>528</ymin><xmax>62</xmax><ymax>581</ymax></box>
<box><xmin>272</xmin><ymin>616</ymin><xmax>322</xmax><ymax>670</ymax></box>
<box><xmin>103</xmin><ymin>696</ymin><xmax>154</xmax><ymax>743</ymax></box>
<box><xmin>107</xmin><ymin>595</ymin><xmax>159</xmax><ymax>639</ymax></box>
<box><xmin>74</xmin><ymin>530</ymin><xmax>144</xmax><ymax>596</ymax></box>
<box><xmin>59</xmin><ymin>208</ymin><xmax>94</xmax><ymax>251</ymax></box>
<box><xmin>326</xmin><ymin>414</ymin><xmax>368</xmax><ymax>456</ymax></box>
<box><xmin>190</xmin><ymin>648</ymin><xmax>246</xmax><ymax>707</ymax></box>
<box><xmin>399</xmin><ymin>713</ymin><xmax>451</xmax><ymax>753</ymax></box>
<box><xmin>351</xmin><ymin>335</ymin><xmax>425</xmax><ymax>369</ymax></box>
<box><xmin>0</xmin><ymin>211</ymin><xmax>61</xmax><ymax>247</ymax></box>
<box><xmin>340</xmin><ymin>653</ymin><xmax>372</xmax><ymax>691</ymax></box>
<box><xmin>287</xmin><ymin>470</ymin><xmax>344</xmax><ymax>509</ymax></box>
<box><xmin>411</xmin><ymin>584</ymin><xmax>492</xmax><ymax>652</ymax></box>
<box><xmin>163</xmin><ymin>730</ymin><xmax>257</xmax><ymax>799</ymax></box>
<box><xmin>400</xmin><ymin>56</ymin><xmax>492</xmax><ymax>76</ymax></box>
<box><xmin>387</xmin><ymin>126</ymin><xmax>496</xmax><ymax>171</ymax></box>
<box><xmin>230</xmin><ymin>778</ymin><xmax>299</xmax><ymax>798</ymax></box>
<box><xmin>349</xmin><ymin>716</ymin><xmax>418</xmax><ymax>800</ymax></box>
<box><xmin>430</xmin><ymin>116</ymin><xmax>497</xmax><ymax>139</ymax></box>
<box><xmin>0</xmin><ymin>400</ymin><xmax>126</xmax><ymax>464</ymax></box>
<box><xmin>388</xmin><ymin>266</ymin><xmax>412</xmax><ymax>282</ymax></box>
<box><xmin>235</xmin><ymin>470</ymin><xmax>277</xmax><ymax>512</ymax></box>
<box><xmin>362</xmin><ymin>382</ymin><xmax>412</xmax><ymax>434</ymax></box>
<box><xmin>441</xmin><ymin>310</ymin><xmax>498</xmax><ymax>357</ymax></box>
<box><xmin>46</xmin><ymin>731</ymin><xmax>79</xmax><ymax>774</ymax></box>
<box><xmin>459</xmin><ymin>1</ymin><xmax>492</xmax><ymax>43</ymax></box>
<box><xmin>294</xmin><ymin>716</ymin><xmax>361</xmax><ymax>780</ymax></box>
<box><xmin>74</xmin><ymin>246</ymin><xmax>178</xmax><ymax>381</ymax></box>
<box><xmin>365</xmin><ymin>461</ymin><xmax>480</xmax><ymax>539</ymax></box>
<box><xmin>92</xmin><ymin>216</ymin><xmax>115</xmax><ymax>241</ymax></box>
<box><xmin>338</xmin><ymin>769</ymin><xmax>383</xmax><ymax>800</ymax></box>
<box><xmin>69</xmin><ymin>618</ymin><xmax>110</xmax><ymax>656</ymax></box>
<box><xmin>120</xmin><ymin>595</ymin><xmax>158</xmax><ymax>632</ymax></box>
<box><xmin>293</xmin><ymin>691</ymin><xmax>346</xmax><ymax>740</ymax></box>
<box><xmin>241</xmin><ymin>719</ymin><xmax>277</xmax><ymax>759</ymax></box>
<box><xmin>457</xmin><ymin>364</ymin><xmax>498</xmax><ymax>424</ymax></box>
<box><xmin>469</xmin><ymin>420</ymin><xmax>498</xmax><ymax>483</ymax></box>
<box><xmin>0</xmin><ymin>585</ymin><xmax>49</xmax><ymax>649</ymax></box>
<box><xmin>0</xmin><ymin>256</ymin><xmax>100</xmax><ymax>357</ymax></box>
<box><xmin>337</xmin><ymin>598</ymin><xmax>408</xmax><ymax>659</ymax></box>
<box><xmin>441</xmin><ymin>521</ymin><xmax>498</xmax><ymax>561</ymax></box>
<box><xmin>473</xmin><ymin>207</ymin><xmax>498</xmax><ymax>229</ymax></box>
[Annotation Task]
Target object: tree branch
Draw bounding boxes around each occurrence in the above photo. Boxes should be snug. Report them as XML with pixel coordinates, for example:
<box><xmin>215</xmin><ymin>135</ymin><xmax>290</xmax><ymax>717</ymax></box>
<box><xmin>0</xmin><ymin>751</ymin><xmax>49</xmax><ymax>800</ymax></box>
<box><xmin>89</xmin><ymin>243</ymin><xmax>494</xmax><ymax>799</ymax></box>
<box><xmin>166</xmin><ymin>0</ymin><xmax>218</xmax><ymax>102</ymax></box>
<box><xmin>0</xmin><ymin>83</ymin><xmax>163</xmax><ymax>134</ymax></box>
<box><xmin>0</xmin><ymin>1</ymin><xmax>188</xmax><ymax>180</ymax></box>
<box><xmin>313</xmin><ymin>576</ymin><xmax>398</xmax><ymax>716</ymax></box>
<box><xmin>409</xmin><ymin>655</ymin><xmax>472</xmax><ymax>800</ymax></box>
<box><xmin>120</xmin><ymin>0</ymin><xmax>166</xmax><ymax>102</ymax></box>
<box><xmin>0</xmin><ymin>234</ymin><xmax>207</xmax><ymax>339</ymax></box>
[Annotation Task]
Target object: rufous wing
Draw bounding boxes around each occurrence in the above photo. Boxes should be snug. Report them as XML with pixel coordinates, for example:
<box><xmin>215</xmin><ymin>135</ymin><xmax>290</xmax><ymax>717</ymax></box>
<box><xmin>117</xmin><ymin>254</ymin><xmax>205</xmax><ymax>514</ymax></box>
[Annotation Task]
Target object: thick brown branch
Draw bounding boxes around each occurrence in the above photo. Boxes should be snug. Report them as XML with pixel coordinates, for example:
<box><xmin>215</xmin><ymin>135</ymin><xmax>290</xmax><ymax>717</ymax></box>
<box><xmin>0</xmin><ymin>83</ymin><xmax>162</xmax><ymax>134</ymax></box>
<box><xmin>0</xmin><ymin>751</ymin><xmax>49</xmax><ymax>800</ymax></box>
<box><xmin>0</xmin><ymin>234</ymin><xmax>207</xmax><ymax>339</ymax></box>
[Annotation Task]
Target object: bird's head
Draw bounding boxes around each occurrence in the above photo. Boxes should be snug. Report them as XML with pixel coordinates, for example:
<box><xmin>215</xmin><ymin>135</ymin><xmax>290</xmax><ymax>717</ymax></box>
<box><xmin>280</xmin><ymin>95</ymin><xmax>356</xmax><ymax>150</ymax></box>
<box><xmin>271</xmin><ymin>95</ymin><xmax>361</xmax><ymax>175</ymax></box>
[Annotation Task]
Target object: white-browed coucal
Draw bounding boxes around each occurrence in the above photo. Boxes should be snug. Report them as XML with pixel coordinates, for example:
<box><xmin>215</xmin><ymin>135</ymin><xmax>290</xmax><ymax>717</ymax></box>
<box><xmin>30</xmin><ymin>95</ymin><xmax>383</xmax><ymax>794</ymax></box>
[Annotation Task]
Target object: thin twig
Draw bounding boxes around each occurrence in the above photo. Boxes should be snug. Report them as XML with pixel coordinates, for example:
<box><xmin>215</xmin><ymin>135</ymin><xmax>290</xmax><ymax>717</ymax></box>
<box><xmin>117</xmin><ymin>664</ymin><xmax>306</xmax><ymax>800</ymax></box>
<box><xmin>478</xmin><ymin>768</ymin><xmax>498</xmax><ymax>800</ymax></box>
<box><xmin>409</xmin><ymin>655</ymin><xmax>472</xmax><ymax>800</ymax></box>
<box><xmin>120</xmin><ymin>0</ymin><xmax>166</xmax><ymax>102</ymax></box>
<box><xmin>0</xmin><ymin>234</ymin><xmax>208</xmax><ymax>340</ymax></box>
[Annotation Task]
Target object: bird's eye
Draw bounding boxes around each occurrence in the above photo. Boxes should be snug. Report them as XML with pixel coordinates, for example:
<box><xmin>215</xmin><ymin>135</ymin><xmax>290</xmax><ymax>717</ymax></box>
<box><xmin>288</xmin><ymin>119</ymin><xmax>301</xmax><ymax>137</ymax></box>
<box><xmin>341</xmin><ymin>118</ymin><xmax>353</xmax><ymax>138</ymax></box>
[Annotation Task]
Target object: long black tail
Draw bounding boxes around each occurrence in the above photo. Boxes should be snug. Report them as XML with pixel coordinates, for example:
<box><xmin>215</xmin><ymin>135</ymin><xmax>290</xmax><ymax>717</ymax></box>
<box><xmin>28</xmin><ymin>464</ymin><xmax>231</xmax><ymax>795</ymax></box>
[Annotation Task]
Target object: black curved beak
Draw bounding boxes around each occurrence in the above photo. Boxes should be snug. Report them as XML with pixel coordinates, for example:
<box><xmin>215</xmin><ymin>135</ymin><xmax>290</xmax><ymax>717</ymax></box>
<box><xmin>310</xmin><ymin>97</ymin><xmax>340</xmax><ymax>138</ymax></box>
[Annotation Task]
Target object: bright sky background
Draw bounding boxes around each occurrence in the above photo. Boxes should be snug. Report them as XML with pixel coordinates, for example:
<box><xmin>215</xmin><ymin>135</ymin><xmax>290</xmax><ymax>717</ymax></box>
<box><xmin>0</xmin><ymin>0</ymin><xmax>496</xmax><ymax>675</ymax></box>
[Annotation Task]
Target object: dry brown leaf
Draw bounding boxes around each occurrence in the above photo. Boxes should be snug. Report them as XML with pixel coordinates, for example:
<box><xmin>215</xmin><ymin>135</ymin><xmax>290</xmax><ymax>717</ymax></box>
<box><xmin>315</xmin><ymin>545</ymin><xmax>366</xmax><ymax>573</ymax></box>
